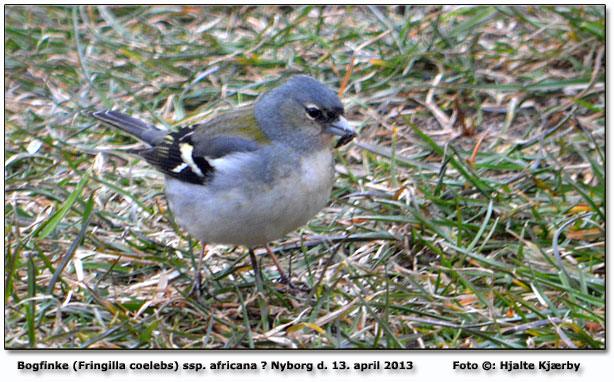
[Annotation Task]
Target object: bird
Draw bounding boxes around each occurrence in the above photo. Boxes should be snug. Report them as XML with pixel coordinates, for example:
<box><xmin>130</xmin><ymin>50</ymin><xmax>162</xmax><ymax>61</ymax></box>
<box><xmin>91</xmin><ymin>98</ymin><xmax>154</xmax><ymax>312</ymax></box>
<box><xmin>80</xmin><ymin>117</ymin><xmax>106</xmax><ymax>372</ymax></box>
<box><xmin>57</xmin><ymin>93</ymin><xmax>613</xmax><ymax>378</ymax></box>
<box><xmin>90</xmin><ymin>75</ymin><xmax>356</xmax><ymax>294</ymax></box>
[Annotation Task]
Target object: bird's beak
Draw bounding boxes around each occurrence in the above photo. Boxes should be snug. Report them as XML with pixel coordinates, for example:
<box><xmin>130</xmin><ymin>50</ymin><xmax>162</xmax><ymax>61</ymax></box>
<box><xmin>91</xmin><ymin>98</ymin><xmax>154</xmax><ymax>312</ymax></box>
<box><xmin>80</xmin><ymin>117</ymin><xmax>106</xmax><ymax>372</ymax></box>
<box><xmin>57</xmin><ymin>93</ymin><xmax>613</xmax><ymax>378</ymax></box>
<box><xmin>326</xmin><ymin>116</ymin><xmax>357</xmax><ymax>148</ymax></box>
<box><xmin>326</xmin><ymin>116</ymin><xmax>356</xmax><ymax>138</ymax></box>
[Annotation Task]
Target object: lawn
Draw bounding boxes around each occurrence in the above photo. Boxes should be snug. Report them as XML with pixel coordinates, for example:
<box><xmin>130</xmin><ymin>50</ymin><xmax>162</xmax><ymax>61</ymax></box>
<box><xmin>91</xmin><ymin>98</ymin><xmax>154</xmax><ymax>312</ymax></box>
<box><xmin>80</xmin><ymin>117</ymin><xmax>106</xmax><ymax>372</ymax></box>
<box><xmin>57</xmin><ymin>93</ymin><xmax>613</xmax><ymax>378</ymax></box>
<box><xmin>4</xmin><ymin>5</ymin><xmax>605</xmax><ymax>348</ymax></box>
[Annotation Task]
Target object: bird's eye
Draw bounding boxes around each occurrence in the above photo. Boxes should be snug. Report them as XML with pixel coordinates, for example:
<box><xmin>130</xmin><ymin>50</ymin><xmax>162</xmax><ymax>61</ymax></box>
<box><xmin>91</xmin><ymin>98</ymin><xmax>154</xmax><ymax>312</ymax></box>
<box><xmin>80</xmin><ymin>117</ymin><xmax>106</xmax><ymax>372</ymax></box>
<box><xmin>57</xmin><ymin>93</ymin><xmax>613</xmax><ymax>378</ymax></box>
<box><xmin>306</xmin><ymin>107</ymin><xmax>323</xmax><ymax>120</ymax></box>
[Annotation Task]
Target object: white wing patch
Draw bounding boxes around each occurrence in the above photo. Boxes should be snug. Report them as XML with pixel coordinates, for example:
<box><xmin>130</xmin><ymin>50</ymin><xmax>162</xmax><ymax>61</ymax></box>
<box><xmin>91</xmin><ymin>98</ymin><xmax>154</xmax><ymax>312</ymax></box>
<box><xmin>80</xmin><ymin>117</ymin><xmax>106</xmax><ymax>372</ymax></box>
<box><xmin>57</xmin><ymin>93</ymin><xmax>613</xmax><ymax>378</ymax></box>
<box><xmin>179</xmin><ymin>143</ymin><xmax>204</xmax><ymax>177</ymax></box>
<box><xmin>171</xmin><ymin>163</ymin><xmax>188</xmax><ymax>173</ymax></box>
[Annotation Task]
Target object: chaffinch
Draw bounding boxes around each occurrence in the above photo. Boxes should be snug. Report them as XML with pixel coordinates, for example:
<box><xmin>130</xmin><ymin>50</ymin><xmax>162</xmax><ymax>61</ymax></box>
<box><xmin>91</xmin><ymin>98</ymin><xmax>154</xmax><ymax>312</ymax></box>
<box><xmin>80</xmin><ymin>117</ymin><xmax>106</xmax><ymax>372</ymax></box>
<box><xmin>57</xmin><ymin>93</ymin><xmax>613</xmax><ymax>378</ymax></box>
<box><xmin>90</xmin><ymin>75</ymin><xmax>356</xmax><ymax>292</ymax></box>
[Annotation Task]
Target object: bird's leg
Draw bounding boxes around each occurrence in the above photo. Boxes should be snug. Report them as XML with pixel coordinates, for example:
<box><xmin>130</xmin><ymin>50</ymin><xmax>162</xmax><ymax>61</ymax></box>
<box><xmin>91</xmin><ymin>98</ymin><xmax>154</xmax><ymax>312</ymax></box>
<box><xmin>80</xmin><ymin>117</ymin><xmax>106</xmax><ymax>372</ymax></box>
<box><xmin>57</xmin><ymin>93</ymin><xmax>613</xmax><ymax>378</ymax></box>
<box><xmin>265</xmin><ymin>244</ymin><xmax>291</xmax><ymax>285</ymax></box>
<box><xmin>248</xmin><ymin>248</ymin><xmax>269</xmax><ymax>326</ymax></box>
<box><xmin>265</xmin><ymin>244</ymin><xmax>308</xmax><ymax>291</ymax></box>
<box><xmin>188</xmin><ymin>243</ymin><xmax>207</xmax><ymax>297</ymax></box>
<box><xmin>248</xmin><ymin>248</ymin><xmax>265</xmax><ymax>294</ymax></box>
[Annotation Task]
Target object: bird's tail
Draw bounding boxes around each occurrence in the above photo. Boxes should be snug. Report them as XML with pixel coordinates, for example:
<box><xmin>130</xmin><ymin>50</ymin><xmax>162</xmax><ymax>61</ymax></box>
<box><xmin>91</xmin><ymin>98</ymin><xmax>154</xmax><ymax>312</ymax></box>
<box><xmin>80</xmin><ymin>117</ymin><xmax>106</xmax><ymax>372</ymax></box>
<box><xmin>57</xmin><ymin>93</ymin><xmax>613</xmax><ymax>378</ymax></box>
<box><xmin>89</xmin><ymin>110</ymin><xmax>167</xmax><ymax>146</ymax></box>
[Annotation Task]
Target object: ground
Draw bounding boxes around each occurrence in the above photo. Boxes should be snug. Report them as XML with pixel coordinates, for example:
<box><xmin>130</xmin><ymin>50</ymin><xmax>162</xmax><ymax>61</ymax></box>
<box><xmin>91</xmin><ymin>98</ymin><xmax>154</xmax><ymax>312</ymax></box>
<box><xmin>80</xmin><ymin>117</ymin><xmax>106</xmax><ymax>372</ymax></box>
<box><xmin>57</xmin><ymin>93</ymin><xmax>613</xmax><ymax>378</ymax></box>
<box><xmin>4</xmin><ymin>5</ymin><xmax>605</xmax><ymax>348</ymax></box>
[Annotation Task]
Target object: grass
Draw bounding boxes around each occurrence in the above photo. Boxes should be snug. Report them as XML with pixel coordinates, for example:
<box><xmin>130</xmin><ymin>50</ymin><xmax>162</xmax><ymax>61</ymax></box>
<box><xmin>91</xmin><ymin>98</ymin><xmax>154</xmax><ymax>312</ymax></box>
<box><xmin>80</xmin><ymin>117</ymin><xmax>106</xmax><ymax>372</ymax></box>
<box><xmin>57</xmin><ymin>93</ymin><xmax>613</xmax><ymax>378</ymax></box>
<box><xmin>4</xmin><ymin>5</ymin><xmax>605</xmax><ymax>349</ymax></box>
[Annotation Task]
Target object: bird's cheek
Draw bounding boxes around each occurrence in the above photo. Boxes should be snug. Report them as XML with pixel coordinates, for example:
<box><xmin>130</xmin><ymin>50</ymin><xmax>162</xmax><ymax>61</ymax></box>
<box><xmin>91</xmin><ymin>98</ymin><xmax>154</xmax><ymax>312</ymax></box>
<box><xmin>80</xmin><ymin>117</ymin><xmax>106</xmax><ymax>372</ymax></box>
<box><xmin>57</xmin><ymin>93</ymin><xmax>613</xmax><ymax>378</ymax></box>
<box><xmin>319</xmin><ymin>132</ymin><xmax>336</xmax><ymax>145</ymax></box>
<box><xmin>306</xmin><ymin>121</ymin><xmax>322</xmax><ymax>136</ymax></box>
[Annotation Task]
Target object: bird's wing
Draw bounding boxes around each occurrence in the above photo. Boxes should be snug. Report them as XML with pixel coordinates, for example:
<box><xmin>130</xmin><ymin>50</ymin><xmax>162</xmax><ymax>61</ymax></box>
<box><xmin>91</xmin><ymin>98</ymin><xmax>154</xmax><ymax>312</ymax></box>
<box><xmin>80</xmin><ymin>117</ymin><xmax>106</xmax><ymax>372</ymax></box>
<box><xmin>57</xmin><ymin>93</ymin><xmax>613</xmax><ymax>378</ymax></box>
<box><xmin>138</xmin><ymin>108</ymin><xmax>271</xmax><ymax>185</ymax></box>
